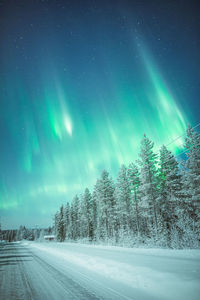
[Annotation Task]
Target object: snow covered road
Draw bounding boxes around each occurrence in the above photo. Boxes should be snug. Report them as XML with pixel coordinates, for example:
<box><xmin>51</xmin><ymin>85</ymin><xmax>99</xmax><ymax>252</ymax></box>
<box><xmin>0</xmin><ymin>242</ymin><xmax>101</xmax><ymax>300</ymax></box>
<box><xmin>0</xmin><ymin>242</ymin><xmax>200</xmax><ymax>300</ymax></box>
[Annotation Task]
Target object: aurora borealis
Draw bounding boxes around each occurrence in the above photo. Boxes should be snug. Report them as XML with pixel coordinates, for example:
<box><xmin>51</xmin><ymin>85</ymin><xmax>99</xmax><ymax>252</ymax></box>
<box><xmin>0</xmin><ymin>1</ymin><xmax>199</xmax><ymax>229</ymax></box>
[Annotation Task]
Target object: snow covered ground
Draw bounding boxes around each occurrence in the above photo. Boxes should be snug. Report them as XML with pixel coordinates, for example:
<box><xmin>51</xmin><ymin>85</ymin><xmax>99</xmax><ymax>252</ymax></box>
<box><xmin>24</xmin><ymin>241</ymin><xmax>200</xmax><ymax>300</ymax></box>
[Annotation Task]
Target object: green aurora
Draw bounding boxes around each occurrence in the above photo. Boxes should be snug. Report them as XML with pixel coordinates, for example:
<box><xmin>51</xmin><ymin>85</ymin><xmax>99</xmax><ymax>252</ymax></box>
<box><xmin>0</xmin><ymin>44</ymin><xmax>189</xmax><ymax>225</ymax></box>
<box><xmin>0</xmin><ymin>1</ymin><xmax>198</xmax><ymax>229</ymax></box>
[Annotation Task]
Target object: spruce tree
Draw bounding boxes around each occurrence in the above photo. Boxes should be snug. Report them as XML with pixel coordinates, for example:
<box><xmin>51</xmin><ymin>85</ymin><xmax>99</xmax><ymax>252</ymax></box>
<box><xmin>127</xmin><ymin>163</ymin><xmax>140</xmax><ymax>236</ymax></box>
<box><xmin>138</xmin><ymin>134</ymin><xmax>159</xmax><ymax>240</ymax></box>
<box><xmin>71</xmin><ymin>196</ymin><xmax>80</xmax><ymax>240</ymax></box>
<box><xmin>158</xmin><ymin>145</ymin><xmax>183</xmax><ymax>247</ymax></box>
<box><xmin>96</xmin><ymin>170</ymin><xmax>115</xmax><ymax>241</ymax></box>
<box><xmin>82</xmin><ymin>188</ymin><xmax>93</xmax><ymax>240</ymax></box>
<box><xmin>115</xmin><ymin>165</ymin><xmax>132</xmax><ymax>238</ymax></box>
<box><xmin>92</xmin><ymin>187</ymin><xmax>98</xmax><ymax>241</ymax></box>
<box><xmin>184</xmin><ymin>126</ymin><xmax>200</xmax><ymax>208</ymax></box>
<box><xmin>64</xmin><ymin>202</ymin><xmax>70</xmax><ymax>239</ymax></box>
<box><xmin>57</xmin><ymin>205</ymin><xmax>65</xmax><ymax>242</ymax></box>
<box><xmin>54</xmin><ymin>212</ymin><xmax>59</xmax><ymax>238</ymax></box>
<box><xmin>183</xmin><ymin>125</ymin><xmax>200</xmax><ymax>241</ymax></box>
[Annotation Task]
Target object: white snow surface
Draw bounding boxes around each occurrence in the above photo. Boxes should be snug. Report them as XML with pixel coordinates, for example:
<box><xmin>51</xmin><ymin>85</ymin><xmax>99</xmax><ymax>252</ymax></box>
<box><xmin>24</xmin><ymin>241</ymin><xmax>200</xmax><ymax>300</ymax></box>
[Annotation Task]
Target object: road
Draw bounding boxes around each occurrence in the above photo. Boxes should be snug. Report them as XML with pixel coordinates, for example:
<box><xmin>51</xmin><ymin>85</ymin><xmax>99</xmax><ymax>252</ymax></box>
<box><xmin>0</xmin><ymin>242</ymin><xmax>137</xmax><ymax>300</ymax></box>
<box><xmin>0</xmin><ymin>242</ymin><xmax>200</xmax><ymax>300</ymax></box>
<box><xmin>0</xmin><ymin>242</ymin><xmax>104</xmax><ymax>300</ymax></box>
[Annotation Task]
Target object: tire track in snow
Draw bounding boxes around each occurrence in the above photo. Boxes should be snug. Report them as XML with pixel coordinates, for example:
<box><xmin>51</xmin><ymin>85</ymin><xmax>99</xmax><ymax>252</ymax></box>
<box><xmin>0</xmin><ymin>242</ymin><xmax>37</xmax><ymax>300</ymax></box>
<box><xmin>27</xmin><ymin>246</ymin><xmax>135</xmax><ymax>300</ymax></box>
<box><xmin>27</xmin><ymin>248</ymin><xmax>101</xmax><ymax>300</ymax></box>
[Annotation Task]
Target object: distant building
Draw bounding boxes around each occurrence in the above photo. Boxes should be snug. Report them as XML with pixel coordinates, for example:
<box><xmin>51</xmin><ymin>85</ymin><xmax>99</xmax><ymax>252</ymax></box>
<box><xmin>44</xmin><ymin>235</ymin><xmax>55</xmax><ymax>241</ymax></box>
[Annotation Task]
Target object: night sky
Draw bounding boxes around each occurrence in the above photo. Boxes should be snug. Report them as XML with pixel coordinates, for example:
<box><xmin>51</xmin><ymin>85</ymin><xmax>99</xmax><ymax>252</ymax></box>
<box><xmin>0</xmin><ymin>0</ymin><xmax>199</xmax><ymax>229</ymax></box>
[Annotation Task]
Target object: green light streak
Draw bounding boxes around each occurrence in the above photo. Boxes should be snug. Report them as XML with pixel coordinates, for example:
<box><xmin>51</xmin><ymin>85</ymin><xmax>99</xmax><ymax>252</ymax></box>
<box><xmin>139</xmin><ymin>43</ymin><xmax>188</xmax><ymax>153</ymax></box>
<box><xmin>43</xmin><ymin>83</ymin><xmax>73</xmax><ymax>141</ymax></box>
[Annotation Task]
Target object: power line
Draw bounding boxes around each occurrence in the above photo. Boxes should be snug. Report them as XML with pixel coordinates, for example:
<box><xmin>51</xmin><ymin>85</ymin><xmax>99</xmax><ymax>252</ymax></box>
<box><xmin>175</xmin><ymin>148</ymin><xmax>189</xmax><ymax>159</ymax></box>
<box><xmin>137</xmin><ymin>122</ymin><xmax>200</xmax><ymax>174</ymax></box>
<box><xmin>166</xmin><ymin>122</ymin><xmax>200</xmax><ymax>159</ymax></box>
<box><xmin>160</xmin><ymin>122</ymin><xmax>200</xmax><ymax>163</ymax></box>
<box><xmin>166</xmin><ymin>122</ymin><xmax>200</xmax><ymax>147</ymax></box>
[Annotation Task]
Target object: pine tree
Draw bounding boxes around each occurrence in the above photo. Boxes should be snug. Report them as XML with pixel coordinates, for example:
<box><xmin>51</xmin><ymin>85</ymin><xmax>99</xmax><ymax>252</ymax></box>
<box><xmin>184</xmin><ymin>126</ymin><xmax>200</xmax><ymax>210</ymax></box>
<box><xmin>138</xmin><ymin>134</ymin><xmax>158</xmax><ymax>240</ymax></box>
<box><xmin>81</xmin><ymin>188</ymin><xmax>93</xmax><ymax>240</ymax></box>
<box><xmin>115</xmin><ymin>165</ymin><xmax>132</xmax><ymax>238</ymax></box>
<box><xmin>57</xmin><ymin>205</ymin><xmax>65</xmax><ymax>242</ymax></box>
<box><xmin>71</xmin><ymin>195</ymin><xmax>81</xmax><ymax>240</ymax></box>
<box><xmin>92</xmin><ymin>187</ymin><xmax>98</xmax><ymax>241</ymax></box>
<box><xmin>64</xmin><ymin>202</ymin><xmax>71</xmax><ymax>239</ymax></box>
<box><xmin>70</xmin><ymin>198</ymin><xmax>76</xmax><ymax>240</ymax></box>
<box><xmin>183</xmin><ymin>125</ymin><xmax>200</xmax><ymax>242</ymax></box>
<box><xmin>158</xmin><ymin>145</ymin><xmax>183</xmax><ymax>247</ymax></box>
<box><xmin>96</xmin><ymin>170</ymin><xmax>116</xmax><ymax>241</ymax></box>
<box><xmin>127</xmin><ymin>163</ymin><xmax>140</xmax><ymax>236</ymax></box>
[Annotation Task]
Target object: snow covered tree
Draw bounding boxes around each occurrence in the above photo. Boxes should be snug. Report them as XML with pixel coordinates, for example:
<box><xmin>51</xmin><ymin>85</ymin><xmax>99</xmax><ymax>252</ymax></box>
<box><xmin>138</xmin><ymin>134</ymin><xmax>159</xmax><ymax>240</ymax></box>
<box><xmin>184</xmin><ymin>125</ymin><xmax>200</xmax><ymax>220</ymax></box>
<box><xmin>64</xmin><ymin>202</ymin><xmax>71</xmax><ymax>239</ymax></box>
<box><xmin>80</xmin><ymin>188</ymin><xmax>93</xmax><ymax>240</ymax></box>
<box><xmin>92</xmin><ymin>187</ymin><xmax>98</xmax><ymax>241</ymax></box>
<box><xmin>17</xmin><ymin>225</ymin><xmax>25</xmax><ymax>241</ymax></box>
<box><xmin>158</xmin><ymin>145</ymin><xmax>184</xmax><ymax>247</ymax></box>
<box><xmin>7</xmin><ymin>230</ymin><xmax>16</xmax><ymax>242</ymax></box>
<box><xmin>70</xmin><ymin>195</ymin><xmax>81</xmax><ymax>240</ymax></box>
<box><xmin>182</xmin><ymin>125</ymin><xmax>200</xmax><ymax>245</ymax></box>
<box><xmin>54</xmin><ymin>211</ymin><xmax>60</xmax><ymax>239</ymax></box>
<box><xmin>57</xmin><ymin>205</ymin><xmax>66</xmax><ymax>242</ymax></box>
<box><xmin>115</xmin><ymin>165</ymin><xmax>132</xmax><ymax>239</ymax></box>
<box><xmin>95</xmin><ymin>170</ymin><xmax>116</xmax><ymax>241</ymax></box>
<box><xmin>127</xmin><ymin>163</ymin><xmax>140</xmax><ymax>236</ymax></box>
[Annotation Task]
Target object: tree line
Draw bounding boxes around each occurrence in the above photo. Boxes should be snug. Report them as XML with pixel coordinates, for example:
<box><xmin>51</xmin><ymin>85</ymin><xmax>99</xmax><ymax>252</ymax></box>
<box><xmin>0</xmin><ymin>226</ymin><xmax>53</xmax><ymax>242</ymax></box>
<box><xmin>54</xmin><ymin>125</ymin><xmax>200</xmax><ymax>248</ymax></box>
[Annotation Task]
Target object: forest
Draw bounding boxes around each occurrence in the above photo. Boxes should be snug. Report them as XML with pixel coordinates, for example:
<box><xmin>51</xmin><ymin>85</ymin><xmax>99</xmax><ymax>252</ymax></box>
<box><xmin>0</xmin><ymin>226</ymin><xmax>53</xmax><ymax>242</ymax></box>
<box><xmin>53</xmin><ymin>125</ymin><xmax>200</xmax><ymax>248</ymax></box>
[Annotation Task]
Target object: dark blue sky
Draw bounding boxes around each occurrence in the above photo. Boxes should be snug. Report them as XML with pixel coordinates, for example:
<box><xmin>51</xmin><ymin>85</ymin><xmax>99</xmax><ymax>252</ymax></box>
<box><xmin>0</xmin><ymin>0</ymin><xmax>199</xmax><ymax>229</ymax></box>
